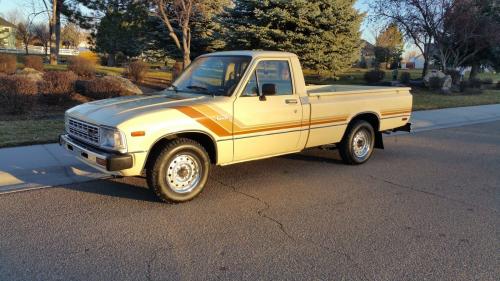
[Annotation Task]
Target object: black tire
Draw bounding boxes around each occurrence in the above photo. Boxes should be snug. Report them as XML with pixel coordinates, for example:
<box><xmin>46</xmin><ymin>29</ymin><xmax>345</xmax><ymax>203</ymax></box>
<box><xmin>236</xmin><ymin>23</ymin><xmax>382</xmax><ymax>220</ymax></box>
<box><xmin>146</xmin><ymin>138</ymin><xmax>210</xmax><ymax>203</ymax></box>
<box><xmin>338</xmin><ymin>120</ymin><xmax>375</xmax><ymax>165</ymax></box>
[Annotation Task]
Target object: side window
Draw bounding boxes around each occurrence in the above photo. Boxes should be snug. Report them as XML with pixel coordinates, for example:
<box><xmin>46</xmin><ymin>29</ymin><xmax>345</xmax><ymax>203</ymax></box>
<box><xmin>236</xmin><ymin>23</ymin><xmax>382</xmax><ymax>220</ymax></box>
<box><xmin>241</xmin><ymin>60</ymin><xmax>293</xmax><ymax>97</ymax></box>
<box><xmin>242</xmin><ymin>72</ymin><xmax>258</xmax><ymax>97</ymax></box>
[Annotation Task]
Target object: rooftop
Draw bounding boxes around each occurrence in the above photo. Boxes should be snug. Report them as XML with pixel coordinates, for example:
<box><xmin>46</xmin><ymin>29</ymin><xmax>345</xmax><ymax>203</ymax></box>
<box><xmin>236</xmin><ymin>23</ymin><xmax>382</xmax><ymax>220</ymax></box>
<box><xmin>0</xmin><ymin>17</ymin><xmax>16</xmax><ymax>28</ymax></box>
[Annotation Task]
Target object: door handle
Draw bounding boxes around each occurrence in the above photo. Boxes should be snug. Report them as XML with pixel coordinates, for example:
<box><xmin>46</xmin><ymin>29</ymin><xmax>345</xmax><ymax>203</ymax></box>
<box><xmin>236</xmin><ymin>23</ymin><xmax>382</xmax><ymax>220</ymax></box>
<box><xmin>285</xmin><ymin>99</ymin><xmax>298</xmax><ymax>104</ymax></box>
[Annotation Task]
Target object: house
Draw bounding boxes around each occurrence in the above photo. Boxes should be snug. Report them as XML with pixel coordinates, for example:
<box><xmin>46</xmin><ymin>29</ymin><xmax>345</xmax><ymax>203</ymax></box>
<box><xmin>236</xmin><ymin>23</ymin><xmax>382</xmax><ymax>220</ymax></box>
<box><xmin>0</xmin><ymin>17</ymin><xmax>17</xmax><ymax>49</ymax></box>
<box><xmin>407</xmin><ymin>54</ymin><xmax>425</xmax><ymax>69</ymax></box>
<box><xmin>358</xmin><ymin>39</ymin><xmax>375</xmax><ymax>68</ymax></box>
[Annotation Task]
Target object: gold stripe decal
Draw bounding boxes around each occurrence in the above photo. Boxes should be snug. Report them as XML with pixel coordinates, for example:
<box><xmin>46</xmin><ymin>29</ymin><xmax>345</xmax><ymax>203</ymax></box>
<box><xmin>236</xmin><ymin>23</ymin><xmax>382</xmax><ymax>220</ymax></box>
<box><xmin>174</xmin><ymin>106</ymin><xmax>348</xmax><ymax>138</ymax></box>
<box><xmin>381</xmin><ymin>108</ymin><xmax>412</xmax><ymax>116</ymax></box>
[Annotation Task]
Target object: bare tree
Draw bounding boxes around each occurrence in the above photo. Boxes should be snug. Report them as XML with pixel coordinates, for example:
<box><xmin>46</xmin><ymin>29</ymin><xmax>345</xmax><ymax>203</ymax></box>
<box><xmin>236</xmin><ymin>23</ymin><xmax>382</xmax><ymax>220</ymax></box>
<box><xmin>33</xmin><ymin>23</ymin><xmax>50</xmax><ymax>55</ymax></box>
<box><xmin>154</xmin><ymin>0</ymin><xmax>196</xmax><ymax>68</ymax></box>
<box><xmin>16</xmin><ymin>21</ymin><xmax>34</xmax><ymax>54</ymax></box>
<box><xmin>369</xmin><ymin>0</ymin><xmax>448</xmax><ymax>76</ymax></box>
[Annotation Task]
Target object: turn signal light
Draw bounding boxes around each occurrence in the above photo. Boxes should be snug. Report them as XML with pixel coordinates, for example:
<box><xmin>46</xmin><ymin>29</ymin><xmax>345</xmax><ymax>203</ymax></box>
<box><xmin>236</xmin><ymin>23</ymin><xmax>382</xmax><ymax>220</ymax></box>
<box><xmin>131</xmin><ymin>131</ymin><xmax>146</xmax><ymax>137</ymax></box>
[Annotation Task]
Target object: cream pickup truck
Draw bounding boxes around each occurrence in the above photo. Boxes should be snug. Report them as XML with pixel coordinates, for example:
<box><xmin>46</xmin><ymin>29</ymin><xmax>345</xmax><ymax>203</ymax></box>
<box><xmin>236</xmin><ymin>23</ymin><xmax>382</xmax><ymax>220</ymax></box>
<box><xmin>60</xmin><ymin>51</ymin><xmax>412</xmax><ymax>202</ymax></box>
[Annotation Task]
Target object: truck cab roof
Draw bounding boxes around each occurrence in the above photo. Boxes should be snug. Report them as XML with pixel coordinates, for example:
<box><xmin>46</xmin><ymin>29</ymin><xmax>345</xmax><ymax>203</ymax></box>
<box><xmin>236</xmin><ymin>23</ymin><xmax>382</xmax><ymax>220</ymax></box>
<box><xmin>200</xmin><ymin>50</ymin><xmax>297</xmax><ymax>59</ymax></box>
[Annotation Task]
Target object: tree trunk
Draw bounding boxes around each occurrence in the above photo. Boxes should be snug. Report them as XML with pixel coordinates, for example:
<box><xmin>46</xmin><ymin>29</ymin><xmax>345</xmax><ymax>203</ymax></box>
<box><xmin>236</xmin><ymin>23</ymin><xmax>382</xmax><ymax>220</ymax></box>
<box><xmin>50</xmin><ymin>0</ymin><xmax>61</xmax><ymax>65</ymax></box>
<box><xmin>25</xmin><ymin>44</ymin><xmax>29</xmax><ymax>55</ymax></box>
<box><xmin>182</xmin><ymin>25</ymin><xmax>191</xmax><ymax>69</ymax></box>
<box><xmin>107</xmin><ymin>53</ymin><xmax>116</xmax><ymax>67</ymax></box>
<box><xmin>421</xmin><ymin>59</ymin><xmax>428</xmax><ymax>78</ymax></box>
<box><xmin>468</xmin><ymin>62</ymin><xmax>480</xmax><ymax>81</ymax></box>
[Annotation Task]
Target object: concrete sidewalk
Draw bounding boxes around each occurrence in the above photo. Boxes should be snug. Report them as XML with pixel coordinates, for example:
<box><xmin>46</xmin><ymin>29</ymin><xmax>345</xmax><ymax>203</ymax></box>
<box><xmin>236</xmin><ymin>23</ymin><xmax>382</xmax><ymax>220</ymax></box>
<box><xmin>1</xmin><ymin>103</ymin><xmax>499</xmax><ymax>194</ymax></box>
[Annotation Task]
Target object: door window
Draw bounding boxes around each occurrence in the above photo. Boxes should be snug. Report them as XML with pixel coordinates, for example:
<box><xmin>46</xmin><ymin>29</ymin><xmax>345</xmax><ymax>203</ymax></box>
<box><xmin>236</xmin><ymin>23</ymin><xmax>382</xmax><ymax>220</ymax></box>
<box><xmin>241</xmin><ymin>60</ymin><xmax>293</xmax><ymax>97</ymax></box>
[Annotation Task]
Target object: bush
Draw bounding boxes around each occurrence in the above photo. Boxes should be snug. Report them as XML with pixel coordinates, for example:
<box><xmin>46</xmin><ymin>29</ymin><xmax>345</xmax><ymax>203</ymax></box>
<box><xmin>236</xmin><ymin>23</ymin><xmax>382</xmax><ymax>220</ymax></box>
<box><xmin>82</xmin><ymin>77</ymin><xmax>125</xmax><ymax>99</ymax></box>
<box><xmin>481</xmin><ymin>78</ymin><xmax>493</xmax><ymax>85</ymax></box>
<box><xmin>428</xmin><ymin>76</ymin><xmax>443</xmax><ymax>90</ymax></box>
<box><xmin>399</xmin><ymin>72</ymin><xmax>411</xmax><ymax>84</ymax></box>
<box><xmin>68</xmin><ymin>56</ymin><xmax>96</xmax><ymax>77</ymax></box>
<box><xmin>444</xmin><ymin>69</ymin><xmax>461</xmax><ymax>85</ymax></box>
<box><xmin>459</xmin><ymin>81</ymin><xmax>468</xmax><ymax>92</ymax></box>
<box><xmin>363</xmin><ymin>69</ymin><xmax>385</xmax><ymax>84</ymax></box>
<box><xmin>24</xmin><ymin>55</ymin><xmax>44</xmax><ymax>71</ymax></box>
<box><xmin>0</xmin><ymin>54</ymin><xmax>17</xmax><ymax>74</ymax></box>
<box><xmin>38</xmin><ymin>71</ymin><xmax>78</xmax><ymax>104</ymax></box>
<box><xmin>78</xmin><ymin>51</ymin><xmax>100</xmax><ymax>65</ymax></box>
<box><xmin>126</xmin><ymin>60</ymin><xmax>148</xmax><ymax>82</ymax></box>
<box><xmin>469</xmin><ymin>77</ymin><xmax>482</xmax><ymax>88</ymax></box>
<box><xmin>496</xmin><ymin>81</ymin><xmax>500</xmax><ymax>89</ymax></box>
<box><xmin>0</xmin><ymin>74</ymin><xmax>38</xmax><ymax>114</ymax></box>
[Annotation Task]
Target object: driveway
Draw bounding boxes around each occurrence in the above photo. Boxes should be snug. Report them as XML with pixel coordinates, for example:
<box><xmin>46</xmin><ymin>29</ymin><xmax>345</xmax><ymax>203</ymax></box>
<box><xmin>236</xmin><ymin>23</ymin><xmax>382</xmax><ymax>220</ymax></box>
<box><xmin>0</xmin><ymin>121</ymin><xmax>498</xmax><ymax>281</ymax></box>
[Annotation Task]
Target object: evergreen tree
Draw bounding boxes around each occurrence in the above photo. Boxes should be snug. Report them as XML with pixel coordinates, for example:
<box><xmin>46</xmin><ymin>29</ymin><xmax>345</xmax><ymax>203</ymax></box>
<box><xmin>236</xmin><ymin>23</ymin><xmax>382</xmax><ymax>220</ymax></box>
<box><xmin>223</xmin><ymin>0</ymin><xmax>364</xmax><ymax>73</ymax></box>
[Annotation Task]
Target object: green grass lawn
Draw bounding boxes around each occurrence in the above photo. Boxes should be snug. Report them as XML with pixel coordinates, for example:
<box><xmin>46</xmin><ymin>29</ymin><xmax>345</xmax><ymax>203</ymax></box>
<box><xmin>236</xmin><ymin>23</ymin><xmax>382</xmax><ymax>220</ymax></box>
<box><xmin>412</xmin><ymin>88</ymin><xmax>500</xmax><ymax>110</ymax></box>
<box><xmin>0</xmin><ymin>119</ymin><xmax>64</xmax><ymax>148</ymax></box>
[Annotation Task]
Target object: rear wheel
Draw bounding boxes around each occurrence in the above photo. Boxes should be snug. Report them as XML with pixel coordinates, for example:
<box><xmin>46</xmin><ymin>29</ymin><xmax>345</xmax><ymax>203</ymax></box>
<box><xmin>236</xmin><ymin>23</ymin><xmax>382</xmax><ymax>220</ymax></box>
<box><xmin>147</xmin><ymin>138</ymin><xmax>210</xmax><ymax>203</ymax></box>
<box><xmin>338</xmin><ymin>120</ymin><xmax>375</xmax><ymax>165</ymax></box>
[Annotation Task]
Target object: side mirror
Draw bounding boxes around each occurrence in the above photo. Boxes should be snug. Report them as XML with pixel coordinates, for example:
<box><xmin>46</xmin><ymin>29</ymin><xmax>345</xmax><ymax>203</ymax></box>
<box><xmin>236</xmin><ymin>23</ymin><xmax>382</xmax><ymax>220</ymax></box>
<box><xmin>260</xmin><ymin>83</ymin><xmax>277</xmax><ymax>101</ymax></box>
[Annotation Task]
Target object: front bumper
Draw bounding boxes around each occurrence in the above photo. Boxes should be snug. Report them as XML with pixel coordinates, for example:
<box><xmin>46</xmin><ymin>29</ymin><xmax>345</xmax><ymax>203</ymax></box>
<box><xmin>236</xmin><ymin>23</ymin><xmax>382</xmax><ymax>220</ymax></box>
<box><xmin>59</xmin><ymin>134</ymin><xmax>133</xmax><ymax>173</ymax></box>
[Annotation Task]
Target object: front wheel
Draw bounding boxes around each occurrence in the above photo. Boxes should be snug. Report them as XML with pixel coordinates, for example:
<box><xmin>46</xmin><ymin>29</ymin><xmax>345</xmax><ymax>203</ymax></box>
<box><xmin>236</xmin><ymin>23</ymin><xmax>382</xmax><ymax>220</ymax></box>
<box><xmin>338</xmin><ymin>120</ymin><xmax>375</xmax><ymax>165</ymax></box>
<box><xmin>147</xmin><ymin>138</ymin><xmax>210</xmax><ymax>203</ymax></box>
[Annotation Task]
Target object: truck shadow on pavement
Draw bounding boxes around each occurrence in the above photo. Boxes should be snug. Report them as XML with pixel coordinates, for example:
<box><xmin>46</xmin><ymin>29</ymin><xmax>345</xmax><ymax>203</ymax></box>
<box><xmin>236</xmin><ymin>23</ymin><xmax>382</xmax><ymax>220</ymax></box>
<box><xmin>60</xmin><ymin>149</ymin><xmax>344</xmax><ymax>202</ymax></box>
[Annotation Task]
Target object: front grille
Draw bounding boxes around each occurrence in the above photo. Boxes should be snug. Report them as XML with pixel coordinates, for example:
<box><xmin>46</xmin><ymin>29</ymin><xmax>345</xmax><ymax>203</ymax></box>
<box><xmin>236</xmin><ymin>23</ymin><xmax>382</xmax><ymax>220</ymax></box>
<box><xmin>68</xmin><ymin>118</ymin><xmax>100</xmax><ymax>145</ymax></box>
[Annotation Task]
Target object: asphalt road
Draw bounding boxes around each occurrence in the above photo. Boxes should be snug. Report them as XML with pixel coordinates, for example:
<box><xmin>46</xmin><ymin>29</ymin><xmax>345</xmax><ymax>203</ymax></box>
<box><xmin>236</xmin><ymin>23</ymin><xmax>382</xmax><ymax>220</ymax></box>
<box><xmin>0</xmin><ymin>121</ymin><xmax>499</xmax><ymax>281</ymax></box>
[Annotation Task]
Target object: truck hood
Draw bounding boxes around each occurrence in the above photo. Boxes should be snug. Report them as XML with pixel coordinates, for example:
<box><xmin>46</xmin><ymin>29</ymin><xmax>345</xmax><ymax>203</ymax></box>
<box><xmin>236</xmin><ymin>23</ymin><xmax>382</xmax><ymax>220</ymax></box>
<box><xmin>66</xmin><ymin>93</ymin><xmax>209</xmax><ymax>126</ymax></box>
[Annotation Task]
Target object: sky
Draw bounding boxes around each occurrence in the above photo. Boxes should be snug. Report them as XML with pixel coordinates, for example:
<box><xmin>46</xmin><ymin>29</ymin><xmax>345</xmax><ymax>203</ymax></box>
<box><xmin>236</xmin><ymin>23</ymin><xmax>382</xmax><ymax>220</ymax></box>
<box><xmin>0</xmin><ymin>0</ymin><xmax>375</xmax><ymax>43</ymax></box>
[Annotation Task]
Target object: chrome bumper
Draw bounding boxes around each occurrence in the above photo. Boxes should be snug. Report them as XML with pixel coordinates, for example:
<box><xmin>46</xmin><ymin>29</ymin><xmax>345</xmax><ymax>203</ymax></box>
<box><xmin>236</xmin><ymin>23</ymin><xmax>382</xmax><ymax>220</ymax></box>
<box><xmin>59</xmin><ymin>134</ymin><xmax>133</xmax><ymax>173</ymax></box>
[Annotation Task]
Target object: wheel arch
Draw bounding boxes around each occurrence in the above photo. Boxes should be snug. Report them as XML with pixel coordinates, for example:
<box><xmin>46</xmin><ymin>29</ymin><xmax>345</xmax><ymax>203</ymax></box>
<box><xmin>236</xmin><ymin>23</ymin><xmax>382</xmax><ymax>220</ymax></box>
<box><xmin>143</xmin><ymin>130</ymin><xmax>218</xmax><ymax>172</ymax></box>
<box><xmin>345</xmin><ymin>112</ymin><xmax>384</xmax><ymax>149</ymax></box>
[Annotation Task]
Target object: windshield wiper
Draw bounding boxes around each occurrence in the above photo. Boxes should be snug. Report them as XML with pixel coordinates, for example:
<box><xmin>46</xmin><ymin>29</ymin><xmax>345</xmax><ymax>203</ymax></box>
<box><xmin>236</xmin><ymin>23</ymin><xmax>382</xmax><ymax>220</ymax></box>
<box><xmin>186</xmin><ymin>85</ymin><xmax>216</xmax><ymax>97</ymax></box>
<box><xmin>186</xmin><ymin>85</ymin><xmax>209</xmax><ymax>91</ymax></box>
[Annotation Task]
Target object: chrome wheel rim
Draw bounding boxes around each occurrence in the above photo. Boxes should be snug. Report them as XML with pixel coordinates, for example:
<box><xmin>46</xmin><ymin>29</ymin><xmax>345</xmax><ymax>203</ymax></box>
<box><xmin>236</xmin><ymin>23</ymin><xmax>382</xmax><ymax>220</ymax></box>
<box><xmin>352</xmin><ymin>129</ymin><xmax>371</xmax><ymax>159</ymax></box>
<box><xmin>166</xmin><ymin>154</ymin><xmax>201</xmax><ymax>193</ymax></box>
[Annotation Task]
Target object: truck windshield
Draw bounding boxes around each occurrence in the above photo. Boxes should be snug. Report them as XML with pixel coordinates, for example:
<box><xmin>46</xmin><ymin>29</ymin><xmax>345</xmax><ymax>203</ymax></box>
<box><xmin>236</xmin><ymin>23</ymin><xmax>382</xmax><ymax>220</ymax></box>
<box><xmin>172</xmin><ymin>56</ymin><xmax>252</xmax><ymax>97</ymax></box>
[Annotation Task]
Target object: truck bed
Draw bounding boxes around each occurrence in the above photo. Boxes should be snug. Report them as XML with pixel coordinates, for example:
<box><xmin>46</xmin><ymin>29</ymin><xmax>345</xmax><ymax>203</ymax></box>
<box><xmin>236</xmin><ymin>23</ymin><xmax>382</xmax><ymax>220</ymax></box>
<box><xmin>306</xmin><ymin>84</ymin><xmax>411</xmax><ymax>96</ymax></box>
<box><xmin>303</xmin><ymin>84</ymin><xmax>413</xmax><ymax>148</ymax></box>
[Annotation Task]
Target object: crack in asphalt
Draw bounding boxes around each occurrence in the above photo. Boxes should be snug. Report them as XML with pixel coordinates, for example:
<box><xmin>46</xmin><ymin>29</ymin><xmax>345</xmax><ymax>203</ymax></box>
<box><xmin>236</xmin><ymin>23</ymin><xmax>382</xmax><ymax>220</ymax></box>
<box><xmin>145</xmin><ymin>250</ymin><xmax>157</xmax><ymax>281</ymax></box>
<box><xmin>211</xmin><ymin>178</ymin><xmax>295</xmax><ymax>241</ymax></box>
<box><xmin>212</xmin><ymin>178</ymin><xmax>369</xmax><ymax>281</ymax></box>
<box><xmin>367</xmin><ymin>175</ymin><xmax>497</xmax><ymax>213</ymax></box>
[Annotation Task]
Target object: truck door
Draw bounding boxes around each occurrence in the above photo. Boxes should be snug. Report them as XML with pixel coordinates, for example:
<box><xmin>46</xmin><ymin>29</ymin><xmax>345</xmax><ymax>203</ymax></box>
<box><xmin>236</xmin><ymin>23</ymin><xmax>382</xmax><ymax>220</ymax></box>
<box><xmin>233</xmin><ymin>59</ymin><xmax>304</xmax><ymax>161</ymax></box>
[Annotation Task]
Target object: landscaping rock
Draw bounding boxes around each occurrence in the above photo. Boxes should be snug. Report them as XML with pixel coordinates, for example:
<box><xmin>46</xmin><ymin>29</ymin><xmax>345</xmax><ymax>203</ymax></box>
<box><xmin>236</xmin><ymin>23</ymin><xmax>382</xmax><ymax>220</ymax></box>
<box><xmin>441</xmin><ymin>75</ymin><xmax>453</xmax><ymax>94</ymax></box>
<box><xmin>15</xmin><ymin>67</ymin><xmax>44</xmax><ymax>83</ymax></box>
<box><xmin>102</xmin><ymin>76</ymin><xmax>143</xmax><ymax>95</ymax></box>
<box><xmin>423</xmin><ymin>70</ymin><xmax>446</xmax><ymax>87</ymax></box>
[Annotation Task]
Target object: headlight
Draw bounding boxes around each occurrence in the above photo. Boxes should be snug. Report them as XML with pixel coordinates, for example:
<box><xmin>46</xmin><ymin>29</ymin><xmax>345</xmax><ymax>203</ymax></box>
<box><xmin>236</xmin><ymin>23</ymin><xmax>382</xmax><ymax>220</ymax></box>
<box><xmin>99</xmin><ymin>126</ymin><xmax>126</xmax><ymax>152</ymax></box>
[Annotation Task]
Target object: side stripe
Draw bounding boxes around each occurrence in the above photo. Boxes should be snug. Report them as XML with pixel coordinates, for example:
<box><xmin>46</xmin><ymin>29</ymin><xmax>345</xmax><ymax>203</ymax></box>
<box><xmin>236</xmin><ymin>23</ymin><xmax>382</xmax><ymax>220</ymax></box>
<box><xmin>173</xmin><ymin>106</ymin><xmax>355</xmax><ymax>138</ymax></box>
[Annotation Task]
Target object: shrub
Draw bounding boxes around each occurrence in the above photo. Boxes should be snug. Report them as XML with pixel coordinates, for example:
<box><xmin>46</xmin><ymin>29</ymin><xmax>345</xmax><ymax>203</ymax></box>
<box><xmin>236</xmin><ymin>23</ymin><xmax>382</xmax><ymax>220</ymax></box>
<box><xmin>126</xmin><ymin>60</ymin><xmax>148</xmax><ymax>82</ymax></box>
<box><xmin>78</xmin><ymin>51</ymin><xmax>100</xmax><ymax>65</ymax></box>
<box><xmin>428</xmin><ymin>76</ymin><xmax>443</xmax><ymax>90</ymax></box>
<box><xmin>481</xmin><ymin>78</ymin><xmax>493</xmax><ymax>85</ymax></box>
<box><xmin>469</xmin><ymin>77</ymin><xmax>482</xmax><ymax>88</ymax></box>
<box><xmin>0</xmin><ymin>54</ymin><xmax>17</xmax><ymax>74</ymax></box>
<box><xmin>363</xmin><ymin>69</ymin><xmax>385</xmax><ymax>84</ymax></box>
<box><xmin>82</xmin><ymin>77</ymin><xmax>125</xmax><ymax>99</ymax></box>
<box><xmin>0</xmin><ymin>75</ymin><xmax>38</xmax><ymax>114</ymax></box>
<box><xmin>68</xmin><ymin>56</ymin><xmax>96</xmax><ymax>77</ymax></box>
<box><xmin>399</xmin><ymin>72</ymin><xmax>411</xmax><ymax>84</ymax></box>
<box><xmin>459</xmin><ymin>80</ymin><xmax>468</xmax><ymax>92</ymax></box>
<box><xmin>444</xmin><ymin>69</ymin><xmax>461</xmax><ymax>85</ymax></box>
<box><xmin>24</xmin><ymin>55</ymin><xmax>44</xmax><ymax>71</ymax></box>
<box><xmin>38</xmin><ymin>71</ymin><xmax>78</xmax><ymax>104</ymax></box>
